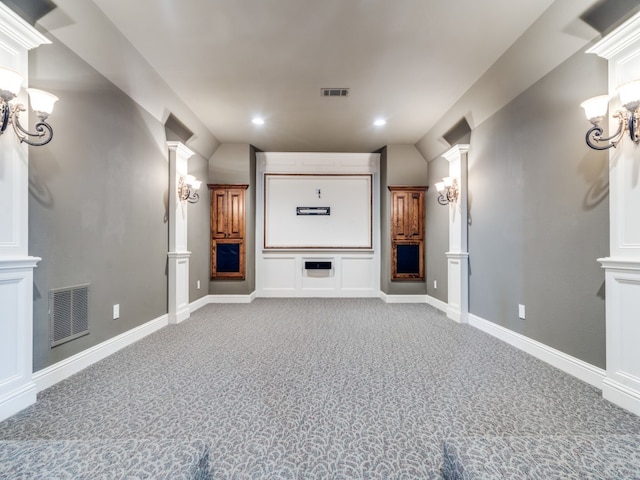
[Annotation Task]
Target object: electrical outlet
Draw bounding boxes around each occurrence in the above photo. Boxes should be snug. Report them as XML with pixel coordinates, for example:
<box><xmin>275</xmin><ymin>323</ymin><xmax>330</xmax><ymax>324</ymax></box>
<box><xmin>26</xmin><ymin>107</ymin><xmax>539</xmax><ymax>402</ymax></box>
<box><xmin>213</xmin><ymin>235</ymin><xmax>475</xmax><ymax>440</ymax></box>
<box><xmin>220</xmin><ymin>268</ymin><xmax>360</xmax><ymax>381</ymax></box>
<box><xmin>197</xmin><ymin>280</ymin><xmax>201</xmax><ymax>290</ymax></box>
<box><xmin>113</xmin><ymin>304</ymin><xmax>120</xmax><ymax>320</ymax></box>
<box><xmin>518</xmin><ymin>304</ymin><xmax>525</xmax><ymax>319</ymax></box>
<box><xmin>433</xmin><ymin>280</ymin><xmax>438</xmax><ymax>289</ymax></box>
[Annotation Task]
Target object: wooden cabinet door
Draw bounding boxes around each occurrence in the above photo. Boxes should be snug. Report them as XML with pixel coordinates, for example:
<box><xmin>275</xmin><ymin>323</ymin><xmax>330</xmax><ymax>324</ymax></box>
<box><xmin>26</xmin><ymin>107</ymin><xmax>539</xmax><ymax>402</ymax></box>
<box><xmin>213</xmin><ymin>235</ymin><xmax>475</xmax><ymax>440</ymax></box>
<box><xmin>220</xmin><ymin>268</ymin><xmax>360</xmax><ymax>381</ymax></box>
<box><xmin>208</xmin><ymin>184</ymin><xmax>248</xmax><ymax>279</ymax></box>
<box><xmin>225</xmin><ymin>188</ymin><xmax>245</xmax><ymax>239</ymax></box>
<box><xmin>391</xmin><ymin>189</ymin><xmax>424</xmax><ymax>240</ymax></box>
<box><xmin>390</xmin><ymin>187</ymin><xmax>425</xmax><ymax>240</ymax></box>
<box><xmin>389</xmin><ymin>186</ymin><xmax>427</xmax><ymax>281</ymax></box>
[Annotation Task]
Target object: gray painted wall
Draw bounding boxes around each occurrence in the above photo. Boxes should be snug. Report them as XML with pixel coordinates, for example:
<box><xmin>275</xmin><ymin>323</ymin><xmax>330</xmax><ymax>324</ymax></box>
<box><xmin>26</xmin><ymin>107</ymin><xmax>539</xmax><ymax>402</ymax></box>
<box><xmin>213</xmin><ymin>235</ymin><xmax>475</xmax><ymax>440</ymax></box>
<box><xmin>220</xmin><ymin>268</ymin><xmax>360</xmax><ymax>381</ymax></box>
<box><xmin>381</xmin><ymin>144</ymin><xmax>429</xmax><ymax>295</ymax></box>
<box><xmin>207</xmin><ymin>143</ymin><xmax>255</xmax><ymax>295</ymax></box>
<box><xmin>29</xmin><ymin>39</ymin><xmax>170</xmax><ymax>371</ymax></box>
<box><xmin>466</xmin><ymin>50</ymin><xmax>609</xmax><ymax>368</ymax></box>
<box><xmin>425</xmin><ymin>157</ymin><xmax>449</xmax><ymax>303</ymax></box>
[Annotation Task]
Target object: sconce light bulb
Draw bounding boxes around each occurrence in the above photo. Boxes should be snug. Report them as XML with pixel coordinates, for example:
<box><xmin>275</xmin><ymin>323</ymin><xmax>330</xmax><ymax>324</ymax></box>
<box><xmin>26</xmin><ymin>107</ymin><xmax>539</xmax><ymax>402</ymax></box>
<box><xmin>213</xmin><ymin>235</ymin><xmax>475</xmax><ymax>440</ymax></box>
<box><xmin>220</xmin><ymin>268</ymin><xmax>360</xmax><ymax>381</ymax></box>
<box><xmin>580</xmin><ymin>95</ymin><xmax>609</xmax><ymax>123</ymax></box>
<box><xmin>0</xmin><ymin>67</ymin><xmax>23</xmax><ymax>101</ymax></box>
<box><xmin>617</xmin><ymin>80</ymin><xmax>640</xmax><ymax>111</ymax></box>
<box><xmin>26</xmin><ymin>88</ymin><xmax>58</xmax><ymax>119</ymax></box>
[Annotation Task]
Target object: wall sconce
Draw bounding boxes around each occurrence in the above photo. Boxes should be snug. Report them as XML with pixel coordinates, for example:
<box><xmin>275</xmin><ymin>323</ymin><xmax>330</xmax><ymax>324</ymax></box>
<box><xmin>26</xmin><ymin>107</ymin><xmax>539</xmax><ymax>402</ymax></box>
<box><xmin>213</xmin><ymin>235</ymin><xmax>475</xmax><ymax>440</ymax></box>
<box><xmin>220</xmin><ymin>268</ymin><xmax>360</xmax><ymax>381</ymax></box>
<box><xmin>581</xmin><ymin>79</ymin><xmax>640</xmax><ymax>150</ymax></box>
<box><xmin>0</xmin><ymin>67</ymin><xmax>58</xmax><ymax>146</ymax></box>
<box><xmin>178</xmin><ymin>174</ymin><xmax>202</xmax><ymax>203</ymax></box>
<box><xmin>434</xmin><ymin>177</ymin><xmax>459</xmax><ymax>205</ymax></box>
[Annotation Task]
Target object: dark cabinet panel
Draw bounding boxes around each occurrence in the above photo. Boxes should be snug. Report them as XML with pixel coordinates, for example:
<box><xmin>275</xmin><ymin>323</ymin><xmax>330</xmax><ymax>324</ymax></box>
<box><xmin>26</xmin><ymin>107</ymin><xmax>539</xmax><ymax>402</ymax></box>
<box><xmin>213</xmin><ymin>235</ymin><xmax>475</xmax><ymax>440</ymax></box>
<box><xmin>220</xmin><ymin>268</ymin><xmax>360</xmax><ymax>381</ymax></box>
<box><xmin>389</xmin><ymin>186</ymin><xmax>426</xmax><ymax>281</ymax></box>
<box><xmin>209</xmin><ymin>184</ymin><xmax>248</xmax><ymax>279</ymax></box>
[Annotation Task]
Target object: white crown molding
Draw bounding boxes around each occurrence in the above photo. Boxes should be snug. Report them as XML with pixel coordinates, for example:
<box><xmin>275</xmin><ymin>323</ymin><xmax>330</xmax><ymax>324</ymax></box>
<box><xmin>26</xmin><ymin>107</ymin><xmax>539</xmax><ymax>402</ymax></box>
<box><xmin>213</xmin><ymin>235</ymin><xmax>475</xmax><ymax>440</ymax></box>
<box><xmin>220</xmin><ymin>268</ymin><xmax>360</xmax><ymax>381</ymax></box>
<box><xmin>0</xmin><ymin>3</ymin><xmax>51</xmax><ymax>52</ymax></box>
<box><xmin>586</xmin><ymin>11</ymin><xmax>640</xmax><ymax>60</ymax></box>
<box><xmin>167</xmin><ymin>141</ymin><xmax>195</xmax><ymax>160</ymax></box>
<box><xmin>598</xmin><ymin>257</ymin><xmax>640</xmax><ymax>271</ymax></box>
<box><xmin>441</xmin><ymin>144</ymin><xmax>470</xmax><ymax>163</ymax></box>
<box><xmin>0</xmin><ymin>256</ymin><xmax>41</xmax><ymax>270</ymax></box>
<box><xmin>167</xmin><ymin>251</ymin><xmax>192</xmax><ymax>259</ymax></box>
<box><xmin>258</xmin><ymin>152</ymin><xmax>379</xmax><ymax>173</ymax></box>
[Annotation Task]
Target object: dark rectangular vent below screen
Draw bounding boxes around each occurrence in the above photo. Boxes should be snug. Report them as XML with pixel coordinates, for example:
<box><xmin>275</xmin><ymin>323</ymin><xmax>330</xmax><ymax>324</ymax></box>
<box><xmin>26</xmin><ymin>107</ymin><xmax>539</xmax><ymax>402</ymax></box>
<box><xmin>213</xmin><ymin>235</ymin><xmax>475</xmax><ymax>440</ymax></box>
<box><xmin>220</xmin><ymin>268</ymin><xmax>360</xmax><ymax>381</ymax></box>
<box><xmin>49</xmin><ymin>284</ymin><xmax>89</xmax><ymax>347</ymax></box>
<box><xmin>321</xmin><ymin>88</ymin><xmax>349</xmax><ymax>97</ymax></box>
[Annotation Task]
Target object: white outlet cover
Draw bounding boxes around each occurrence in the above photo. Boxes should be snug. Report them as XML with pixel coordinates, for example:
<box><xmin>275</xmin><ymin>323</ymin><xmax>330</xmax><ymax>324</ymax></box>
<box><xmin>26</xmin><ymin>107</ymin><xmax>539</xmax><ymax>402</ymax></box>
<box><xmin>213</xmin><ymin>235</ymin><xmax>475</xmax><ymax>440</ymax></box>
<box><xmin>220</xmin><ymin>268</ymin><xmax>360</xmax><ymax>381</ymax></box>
<box><xmin>113</xmin><ymin>304</ymin><xmax>120</xmax><ymax>319</ymax></box>
<box><xmin>518</xmin><ymin>304</ymin><xmax>525</xmax><ymax>319</ymax></box>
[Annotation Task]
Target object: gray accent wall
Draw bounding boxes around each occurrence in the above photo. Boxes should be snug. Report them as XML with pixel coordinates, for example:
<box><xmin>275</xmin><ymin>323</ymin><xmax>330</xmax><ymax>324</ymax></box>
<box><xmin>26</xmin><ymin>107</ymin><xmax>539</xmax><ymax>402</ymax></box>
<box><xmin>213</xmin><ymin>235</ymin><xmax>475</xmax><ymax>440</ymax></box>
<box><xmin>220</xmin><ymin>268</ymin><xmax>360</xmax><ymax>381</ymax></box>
<box><xmin>28</xmin><ymin>39</ymin><xmax>170</xmax><ymax>371</ymax></box>
<box><xmin>466</xmin><ymin>50</ymin><xmax>609</xmax><ymax>368</ymax></box>
<box><xmin>425</xmin><ymin>156</ymin><xmax>449</xmax><ymax>303</ymax></box>
<box><xmin>381</xmin><ymin>144</ymin><xmax>429</xmax><ymax>295</ymax></box>
<box><xmin>208</xmin><ymin>143</ymin><xmax>255</xmax><ymax>295</ymax></box>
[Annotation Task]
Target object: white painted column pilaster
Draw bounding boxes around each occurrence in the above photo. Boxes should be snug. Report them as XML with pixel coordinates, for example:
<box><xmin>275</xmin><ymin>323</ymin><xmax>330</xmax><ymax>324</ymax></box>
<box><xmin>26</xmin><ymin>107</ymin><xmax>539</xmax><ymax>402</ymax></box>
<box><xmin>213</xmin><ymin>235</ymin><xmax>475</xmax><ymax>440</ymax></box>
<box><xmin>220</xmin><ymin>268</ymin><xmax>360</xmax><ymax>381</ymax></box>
<box><xmin>167</xmin><ymin>141</ymin><xmax>194</xmax><ymax>324</ymax></box>
<box><xmin>588</xmin><ymin>12</ymin><xmax>640</xmax><ymax>415</ymax></box>
<box><xmin>443</xmin><ymin>144</ymin><xmax>470</xmax><ymax>324</ymax></box>
<box><xmin>0</xmin><ymin>5</ymin><xmax>50</xmax><ymax>421</ymax></box>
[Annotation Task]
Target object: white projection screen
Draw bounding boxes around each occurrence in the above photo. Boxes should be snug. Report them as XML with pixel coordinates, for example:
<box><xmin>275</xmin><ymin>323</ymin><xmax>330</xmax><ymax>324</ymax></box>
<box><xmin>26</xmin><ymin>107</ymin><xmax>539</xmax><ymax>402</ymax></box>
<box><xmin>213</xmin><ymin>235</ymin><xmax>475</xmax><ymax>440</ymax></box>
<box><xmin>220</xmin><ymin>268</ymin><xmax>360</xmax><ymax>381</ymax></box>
<box><xmin>264</xmin><ymin>174</ymin><xmax>372</xmax><ymax>249</ymax></box>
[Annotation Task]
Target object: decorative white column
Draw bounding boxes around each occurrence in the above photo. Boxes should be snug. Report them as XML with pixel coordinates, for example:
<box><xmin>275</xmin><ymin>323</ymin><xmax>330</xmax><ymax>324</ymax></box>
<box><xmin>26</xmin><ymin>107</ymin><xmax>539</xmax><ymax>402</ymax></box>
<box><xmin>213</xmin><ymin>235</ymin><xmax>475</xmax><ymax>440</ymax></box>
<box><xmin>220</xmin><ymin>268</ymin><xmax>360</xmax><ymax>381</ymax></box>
<box><xmin>588</xmin><ymin>13</ymin><xmax>640</xmax><ymax>415</ymax></box>
<box><xmin>167</xmin><ymin>141</ymin><xmax>194</xmax><ymax>324</ymax></box>
<box><xmin>0</xmin><ymin>5</ymin><xmax>50</xmax><ymax>421</ymax></box>
<box><xmin>443</xmin><ymin>144</ymin><xmax>470</xmax><ymax>324</ymax></box>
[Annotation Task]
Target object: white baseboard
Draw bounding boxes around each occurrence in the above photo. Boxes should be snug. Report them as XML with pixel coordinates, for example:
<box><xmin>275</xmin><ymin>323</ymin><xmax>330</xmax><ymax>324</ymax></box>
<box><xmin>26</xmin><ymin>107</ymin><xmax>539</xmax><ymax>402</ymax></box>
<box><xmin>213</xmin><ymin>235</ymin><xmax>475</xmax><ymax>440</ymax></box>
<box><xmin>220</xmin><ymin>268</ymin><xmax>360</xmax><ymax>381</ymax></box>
<box><xmin>0</xmin><ymin>382</ymin><xmax>37</xmax><ymax>422</ymax></box>
<box><xmin>468</xmin><ymin>313</ymin><xmax>605</xmax><ymax>390</ymax></box>
<box><xmin>426</xmin><ymin>295</ymin><xmax>448</xmax><ymax>312</ymax></box>
<box><xmin>380</xmin><ymin>292</ymin><xmax>428</xmax><ymax>303</ymax></box>
<box><xmin>33</xmin><ymin>314</ymin><xmax>169</xmax><ymax>393</ymax></box>
<box><xmin>208</xmin><ymin>292</ymin><xmax>256</xmax><ymax>303</ymax></box>
<box><xmin>189</xmin><ymin>294</ymin><xmax>210</xmax><ymax>312</ymax></box>
<box><xmin>603</xmin><ymin>378</ymin><xmax>640</xmax><ymax>416</ymax></box>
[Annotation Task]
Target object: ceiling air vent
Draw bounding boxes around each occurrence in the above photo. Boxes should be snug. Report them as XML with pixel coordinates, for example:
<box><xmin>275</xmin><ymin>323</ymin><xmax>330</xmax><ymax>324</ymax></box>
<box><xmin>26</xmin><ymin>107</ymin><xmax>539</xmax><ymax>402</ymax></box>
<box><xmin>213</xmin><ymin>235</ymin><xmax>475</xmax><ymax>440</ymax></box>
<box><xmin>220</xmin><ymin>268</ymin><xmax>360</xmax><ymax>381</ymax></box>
<box><xmin>321</xmin><ymin>88</ymin><xmax>349</xmax><ymax>97</ymax></box>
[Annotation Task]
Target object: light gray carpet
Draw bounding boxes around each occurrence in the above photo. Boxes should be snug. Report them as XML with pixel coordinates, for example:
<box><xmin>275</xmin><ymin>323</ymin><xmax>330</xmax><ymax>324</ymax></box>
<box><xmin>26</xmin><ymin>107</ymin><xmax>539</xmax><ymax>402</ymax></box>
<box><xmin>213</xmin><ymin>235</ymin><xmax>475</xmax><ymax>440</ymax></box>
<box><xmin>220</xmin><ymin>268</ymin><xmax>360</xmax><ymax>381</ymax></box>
<box><xmin>1</xmin><ymin>298</ymin><xmax>639</xmax><ymax>478</ymax></box>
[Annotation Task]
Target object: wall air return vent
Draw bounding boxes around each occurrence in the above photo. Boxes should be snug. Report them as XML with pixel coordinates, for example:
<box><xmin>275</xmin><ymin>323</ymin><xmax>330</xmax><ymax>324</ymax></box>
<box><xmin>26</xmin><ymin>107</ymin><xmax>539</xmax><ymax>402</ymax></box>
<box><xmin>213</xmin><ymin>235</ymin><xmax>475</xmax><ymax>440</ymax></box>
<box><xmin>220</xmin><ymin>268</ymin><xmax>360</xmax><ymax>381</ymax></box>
<box><xmin>321</xmin><ymin>88</ymin><xmax>349</xmax><ymax>97</ymax></box>
<box><xmin>49</xmin><ymin>284</ymin><xmax>89</xmax><ymax>347</ymax></box>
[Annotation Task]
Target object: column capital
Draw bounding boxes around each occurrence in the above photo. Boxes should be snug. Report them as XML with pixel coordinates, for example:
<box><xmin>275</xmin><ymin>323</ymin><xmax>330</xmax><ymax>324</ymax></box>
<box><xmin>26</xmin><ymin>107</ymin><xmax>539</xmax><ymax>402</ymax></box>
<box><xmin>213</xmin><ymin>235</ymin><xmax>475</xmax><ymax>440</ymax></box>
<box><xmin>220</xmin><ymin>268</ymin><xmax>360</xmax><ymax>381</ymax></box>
<box><xmin>442</xmin><ymin>144</ymin><xmax>470</xmax><ymax>163</ymax></box>
<box><xmin>167</xmin><ymin>141</ymin><xmax>195</xmax><ymax>160</ymax></box>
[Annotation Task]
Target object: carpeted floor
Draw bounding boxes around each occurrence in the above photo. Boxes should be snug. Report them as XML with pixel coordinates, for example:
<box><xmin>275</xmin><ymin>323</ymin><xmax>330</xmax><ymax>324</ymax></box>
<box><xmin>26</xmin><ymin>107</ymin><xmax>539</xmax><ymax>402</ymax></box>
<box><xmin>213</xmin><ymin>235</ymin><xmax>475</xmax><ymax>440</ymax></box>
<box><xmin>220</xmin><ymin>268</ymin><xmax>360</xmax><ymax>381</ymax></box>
<box><xmin>1</xmin><ymin>298</ymin><xmax>639</xmax><ymax>478</ymax></box>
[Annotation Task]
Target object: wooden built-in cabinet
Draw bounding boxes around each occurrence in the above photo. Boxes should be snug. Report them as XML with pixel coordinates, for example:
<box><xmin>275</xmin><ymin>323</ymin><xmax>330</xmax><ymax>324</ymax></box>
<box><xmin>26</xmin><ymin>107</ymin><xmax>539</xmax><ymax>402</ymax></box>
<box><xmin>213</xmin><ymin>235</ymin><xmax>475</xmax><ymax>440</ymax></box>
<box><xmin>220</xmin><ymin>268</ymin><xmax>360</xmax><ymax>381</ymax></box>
<box><xmin>208</xmin><ymin>184</ymin><xmax>248</xmax><ymax>280</ymax></box>
<box><xmin>389</xmin><ymin>186</ymin><xmax>426</xmax><ymax>280</ymax></box>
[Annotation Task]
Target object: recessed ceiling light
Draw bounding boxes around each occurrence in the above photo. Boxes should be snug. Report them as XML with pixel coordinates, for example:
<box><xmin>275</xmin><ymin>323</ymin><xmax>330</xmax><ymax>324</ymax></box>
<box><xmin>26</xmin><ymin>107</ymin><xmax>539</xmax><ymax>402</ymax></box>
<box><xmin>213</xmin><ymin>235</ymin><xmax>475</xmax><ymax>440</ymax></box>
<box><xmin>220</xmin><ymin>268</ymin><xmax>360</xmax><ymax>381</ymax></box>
<box><xmin>252</xmin><ymin>117</ymin><xmax>265</xmax><ymax>125</ymax></box>
<box><xmin>373</xmin><ymin>119</ymin><xmax>386</xmax><ymax>126</ymax></box>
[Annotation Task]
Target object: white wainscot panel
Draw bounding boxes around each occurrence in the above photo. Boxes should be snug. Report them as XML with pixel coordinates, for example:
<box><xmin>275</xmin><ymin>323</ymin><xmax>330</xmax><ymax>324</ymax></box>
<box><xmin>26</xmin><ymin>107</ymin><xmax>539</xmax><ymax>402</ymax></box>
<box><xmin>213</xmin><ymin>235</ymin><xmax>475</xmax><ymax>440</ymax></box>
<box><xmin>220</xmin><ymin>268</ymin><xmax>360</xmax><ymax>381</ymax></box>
<box><xmin>0</xmin><ymin>278</ymin><xmax>20</xmax><ymax>383</ymax></box>
<box><xmin>302</xmin><ymin>258</ymin><xmax>336</xmax><ymax>291</ymax></box>
<box><xmin>341</xmin><ymin>256</ymin><xmax>376</xmax><ymax>293</ymax></box>
<box><xmin>262</xmin><ymin>256</ymin><xmax>297</xmax><ymax>294</ymax></box>
<box><xmin>177</xmin><ymin>258</ymin><xmax>189</xmax><ymax>311</ymax></box>
<box><xmin>616</xmin><ymin>277</ymin><xmax>640</xmax><ymax>382</ymax></box>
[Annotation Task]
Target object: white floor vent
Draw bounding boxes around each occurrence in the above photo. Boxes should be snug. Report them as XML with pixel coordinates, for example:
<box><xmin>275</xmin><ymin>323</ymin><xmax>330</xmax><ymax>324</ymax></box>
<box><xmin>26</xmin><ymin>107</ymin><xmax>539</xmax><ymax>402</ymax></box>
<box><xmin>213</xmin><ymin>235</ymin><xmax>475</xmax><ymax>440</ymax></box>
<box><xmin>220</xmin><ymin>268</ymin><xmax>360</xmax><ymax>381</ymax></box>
<box><xmin>49</xmin><ymin>284</ymin><xmax>89</xmax><ymax>347</ymax></box>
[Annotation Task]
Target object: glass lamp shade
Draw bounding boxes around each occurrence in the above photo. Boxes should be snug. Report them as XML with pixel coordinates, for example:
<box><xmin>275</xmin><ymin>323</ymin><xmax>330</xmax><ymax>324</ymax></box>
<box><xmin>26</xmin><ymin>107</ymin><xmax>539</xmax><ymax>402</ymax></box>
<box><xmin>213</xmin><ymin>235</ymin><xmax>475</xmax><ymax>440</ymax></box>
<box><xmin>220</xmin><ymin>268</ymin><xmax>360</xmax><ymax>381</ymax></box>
<box><xmin>580</xmin><ymin>95</ymin><xmax>609</xmax><ymax>121</ymax></box>
<box><xmin>617</xmin><ymin>80</ymin><xmax>640</xmax><ymax>110</ymax></box>
<box><xmin>26</xmin><ymin>88</ymin><xmax>58</xmax><ymax>118</ymax></box>
<box><xmin>0</xmin><ymin>67</ymin><xmax>24</xmax><ymax>101</ymax></box>
<box><xmin>435</xmin><ymin>181</ymin><xmax>445</xmax><ymax>193</ymax></box>
<box><xmin>442</xmin><ymin>177</ymin><xmax>453</xmax><ymax>188</ymax></box>
<box><xmin>191</xmin><ymin>180</ymin><xmax>202</xmax><ymax>190</ymax></box>
<box><xmin>185</xmin><ymin>174</ymin><xmax>196</xmax><ymax>186</ymax></box>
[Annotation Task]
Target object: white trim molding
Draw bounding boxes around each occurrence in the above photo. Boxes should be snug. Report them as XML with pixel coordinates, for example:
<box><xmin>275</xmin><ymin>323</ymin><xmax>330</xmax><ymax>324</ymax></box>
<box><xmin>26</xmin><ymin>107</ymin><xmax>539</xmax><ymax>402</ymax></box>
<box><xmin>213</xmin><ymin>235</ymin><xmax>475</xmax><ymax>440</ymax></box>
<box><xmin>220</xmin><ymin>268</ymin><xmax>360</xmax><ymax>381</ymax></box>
<box><xmin>208</xmin><ymin>292</ymin><xmax>257</xmax><ymax>304</ymax></box>
<box><xmin>0</xmin><ymin>5</ymin><xmax>50</xmax><ymax>421</ymax></box>
<box><xmin>426</xmin><ymin>294</ymin><xmax>448</xmax><ymax>313</ymax></box>
<box><xmin>469</xmin><ymin>313</ymin><xmax>606</xmax><ymax>390</ymax></box>
<box><xmin>587</xmin><ymin>11</ymin><xmax>640</xmax><ymax>416</ymax></box>
<box><xmin>442</xmin><ymin>145</ymin><xmax>469</xmax><ymax>324</ymax></box>
<box><xmin>380</xmin><ymin>293</ymin><xmax>428</xmax><ymax>304</ymax></box>
<box><xmin>33</xmin><ymin>314</ymin><xmax>169</xmax><ymax>393</ymax></box>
